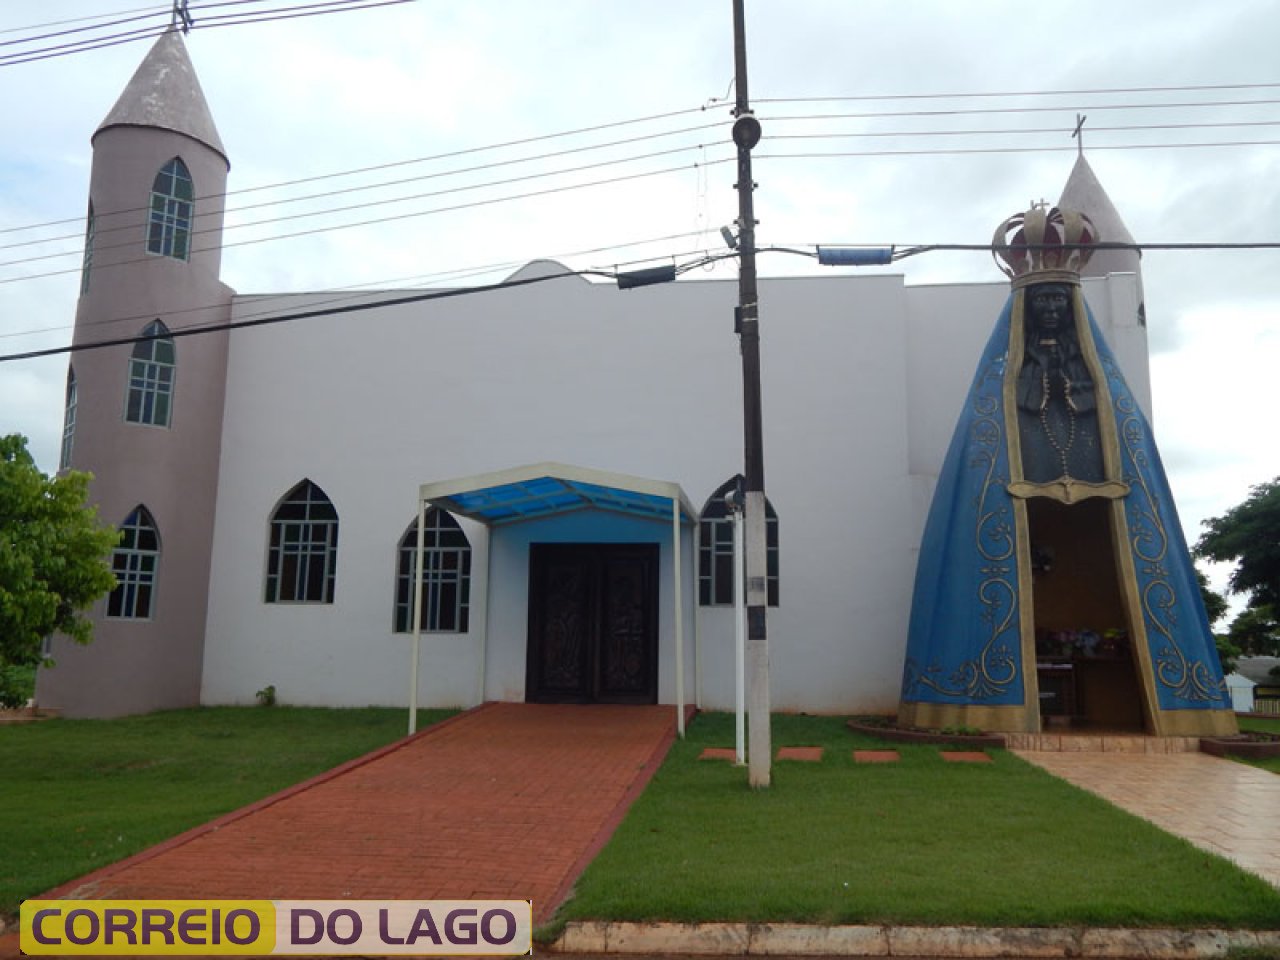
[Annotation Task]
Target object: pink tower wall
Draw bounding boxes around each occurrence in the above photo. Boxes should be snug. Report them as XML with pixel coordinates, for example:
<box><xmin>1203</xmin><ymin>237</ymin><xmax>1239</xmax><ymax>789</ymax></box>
<box><xmin>36</xmin><ymin>124</ymin><xmax>234</xmax><ymax>717</ymax></box>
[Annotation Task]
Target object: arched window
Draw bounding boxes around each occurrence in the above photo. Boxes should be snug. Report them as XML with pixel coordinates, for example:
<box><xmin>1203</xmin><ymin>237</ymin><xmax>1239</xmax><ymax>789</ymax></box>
<box><xmin>394</xmin><ymin>509</ymin><xmax>471</xmax><ymax>633</ymax></box>
<box><xmin>126</xmin><ymin>320</ymin><xmax>175</xmax><ymax>426</ymax></box>
<box><xmin>698</xmin><ymin>475</ymin><xmax>779</xmax><ymax>607</ymax></box>
<box><xmin>147</xmin><ymin>157</ymin><xmax>193</xmax><ymax>260</ymax></box>
<box><xmin>265</xmin><ymin>480</ymin><xmax>338</xmax><ymax>604</ymax></box>
<box><xmin>59</xmin><ymin>365</ymin><xmax>77</xmax><ymax>470</ymax></box>
<box><xmin>108</xmin><ymin>506</ymin><xmax>160</xmax><ymax>619</ymax></box>
<box><xmin>80</xmin><ymin>201</ymin><xmax>94</xmax><ymax>295</ymax></box>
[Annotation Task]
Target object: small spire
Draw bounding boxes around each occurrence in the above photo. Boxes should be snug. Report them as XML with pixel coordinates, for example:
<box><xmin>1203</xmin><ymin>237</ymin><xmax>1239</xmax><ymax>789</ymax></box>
<box><xmin>94</xmin><ymin>29</ymin><xmax>227</xmax><ymax>164</ymax></box>
<box><xmin>1072</xmin><ymin>113</ymin><xmax>1087</xmax><ymax>158</ymax></box>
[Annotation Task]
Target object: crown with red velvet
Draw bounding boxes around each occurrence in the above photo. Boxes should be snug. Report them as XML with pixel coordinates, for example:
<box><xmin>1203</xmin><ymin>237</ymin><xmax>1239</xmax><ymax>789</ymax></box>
<box><xmin>992</xmin><ymin>204</ymin><xmax>1097</xmax><ymax>288</ymax></box>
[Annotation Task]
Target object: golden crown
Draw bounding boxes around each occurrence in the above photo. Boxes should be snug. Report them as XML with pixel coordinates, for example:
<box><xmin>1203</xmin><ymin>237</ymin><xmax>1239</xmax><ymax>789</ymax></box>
<box><xmin>992</xmin><ymin>204</ymin><xmax>1096</xmax><ymax>288</ymax></box>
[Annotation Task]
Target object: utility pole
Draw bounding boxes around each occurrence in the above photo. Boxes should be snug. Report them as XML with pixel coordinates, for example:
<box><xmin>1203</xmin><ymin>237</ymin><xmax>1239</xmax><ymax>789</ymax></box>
<box><xmin>730</xmin><ymin>0</ymin><xmax>771</xmax><ymax>788</ymax></box>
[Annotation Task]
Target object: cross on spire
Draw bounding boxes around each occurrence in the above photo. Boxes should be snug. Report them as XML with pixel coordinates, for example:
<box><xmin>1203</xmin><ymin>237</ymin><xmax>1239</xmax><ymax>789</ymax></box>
<box><xmin>1072</xmin><ymin>113</ymin><xmax>1087</xmax><ymax>157</ymax></box>
<box><xmin>171</xmin><ymin>0</ymin><xmax>193</xmax><ymax>34</ymax></box>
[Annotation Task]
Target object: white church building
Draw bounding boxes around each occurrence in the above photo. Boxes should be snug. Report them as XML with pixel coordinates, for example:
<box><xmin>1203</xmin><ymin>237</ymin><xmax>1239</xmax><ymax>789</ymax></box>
<box><xmin>37</xmin><ymin>30</ymin><xmax>1151</xmax><ymax>719</ymax></box>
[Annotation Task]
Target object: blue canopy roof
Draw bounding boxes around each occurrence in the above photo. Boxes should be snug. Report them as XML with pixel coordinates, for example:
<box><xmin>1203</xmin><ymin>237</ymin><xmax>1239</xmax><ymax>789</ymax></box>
<box><xmin>419</xmin><ymin>463</ymin><xmax>698</xmax><ymax>527</ymax></box>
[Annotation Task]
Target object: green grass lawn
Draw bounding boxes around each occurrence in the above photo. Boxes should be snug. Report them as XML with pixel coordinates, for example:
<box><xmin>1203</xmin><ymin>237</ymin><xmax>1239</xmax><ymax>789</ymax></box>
<box><xmin>558</xmin><ymin>713</ymin><xmax>1280</xmax><ymax>930</ymax></box>
<box><xmin>1237</xmin><ymin>714</ymin><xmax>1280</xmax><ymax>774</ymax></box>
<box><xmin>0</xmin><ymin>706</ymin><xmax>453</xmax><ymax>919</ymax></box>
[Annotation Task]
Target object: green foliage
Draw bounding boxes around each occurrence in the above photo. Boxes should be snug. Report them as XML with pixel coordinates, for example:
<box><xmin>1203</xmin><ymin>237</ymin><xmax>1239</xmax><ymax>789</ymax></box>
<box><xmin>1227</xmin><ymin>604</ymin><xmax>1280</xmax><ymax>658</ymax></box>
<box><xmin>1196</xmin><ymin>567</ymin><xmax>1230</xmax><ymax>628</ymax></box>
<box><xmin>1215</xmin><ymin>634</ymin><xmax>1242</xmax><ymax>677</ymax></box>
<box><xmin>0</xmin><ymin>706</ymin><xmax>456</xmax><ymax>918</ymax></box>
<box><xmin>0</xmin><ymin>435</ymin><xmax>119</xmax><ymax>708</ymax></box>
<box><xmin>1196</xmin><ymin>477</ymin><xmax>1280</xmax><ymax>610</ymax></box>
<box><xmin>255</xmin><ymin>683</ymin><xmax>278</xmax><ymax>707</ymax></box>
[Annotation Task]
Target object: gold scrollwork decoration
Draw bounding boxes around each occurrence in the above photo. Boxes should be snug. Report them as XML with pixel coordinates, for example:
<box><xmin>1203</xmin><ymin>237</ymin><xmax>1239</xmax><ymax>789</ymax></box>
<box><xmin>907</xmin><ymin>359</ymin><xmax>1021</xmax><ymax>702</ymax></box>
<box><xmin>1109</xmin><ymin>363</ymin><xmax>1222</xmax><ymax>703</ymax></box>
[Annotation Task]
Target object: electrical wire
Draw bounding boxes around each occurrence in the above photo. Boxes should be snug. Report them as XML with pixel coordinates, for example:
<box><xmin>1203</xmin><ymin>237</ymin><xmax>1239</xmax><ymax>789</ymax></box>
<box><xmin>0</xmin><ymin>266</ymin><xmax>624</xmax><ymax>364</ymax></box>
<box><xmin>1</xmin><ymin>0</ymin><xmax>413</xmax><ymax>66</ymax></box>
<box><xmin>9</xmin><ymin>238</ymin><xmax>1280</xmax><ymax>365</ymax></box>
<box><xmin>0</xmin><ymin>228</ymin><xmax>715</xmax><ymax>342</ymax></box>
<box><xmin>754</xmin><ymin>81</ymin><xmax>1280</xmax><ymax>105</ymax></box>
<box><xmin>0</xmin><ymin>157</ymin><xmax>734</xmax><ymax>285</ymax></box>
<box><xmin>0</xmin><ymin>107</ymin><xmax>721</xmax><ymax>238</ymax></box>
<box><xmin>755</xmin><ymin>140</ymin><xmax>1280</xmax><ymax>162</ymax></box>
<box><xmin>0</xmin><ymin>120</ymin><xmax>729</xmax><ymax>254</ymax></box>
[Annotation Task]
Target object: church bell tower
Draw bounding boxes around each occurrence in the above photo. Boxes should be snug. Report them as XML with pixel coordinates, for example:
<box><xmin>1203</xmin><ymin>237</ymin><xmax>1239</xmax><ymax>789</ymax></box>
<box><xmin>37</xmin><ymin>29</ymin><xmax>235</xmax><ymax>716</ymax></box>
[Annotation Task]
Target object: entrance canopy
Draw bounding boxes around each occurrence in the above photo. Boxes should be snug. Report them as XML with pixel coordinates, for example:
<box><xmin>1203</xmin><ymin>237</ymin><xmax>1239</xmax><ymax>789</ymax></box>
<box><xmin>419</xmin><ymin>462</ymin><xmax>698</xmax><ymax>527</ymax></box>
<box><xmin>410</xmin><ymin>462</ymin><xmax>698</xmax><ymax>736</ymax></box>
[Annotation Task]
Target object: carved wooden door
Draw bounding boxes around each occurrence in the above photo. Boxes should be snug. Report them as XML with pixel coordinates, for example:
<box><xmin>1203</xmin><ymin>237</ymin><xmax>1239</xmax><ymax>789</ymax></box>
<box><xmin>526</xmin><ymin>543</ymin><xmax>658</xmax><ymax>704</ymax></box>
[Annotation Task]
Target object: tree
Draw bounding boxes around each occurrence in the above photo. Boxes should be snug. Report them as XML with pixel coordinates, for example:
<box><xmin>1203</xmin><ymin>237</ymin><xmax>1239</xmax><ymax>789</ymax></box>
<box><xmin>1195</xmin><ymin>568</ymin><xmax>1238</xmax><ymax>673</ymax></box>
<box><xmin>1195</xmin><ymin>476</ymin><xmax>1280</xmax><ymax>610</ymax></box>
<box><xmin>1195</xmin><ymin>567</ymin><xmax>1229</xmax><ymax>628</ymax></box>
<box><xmin>0</xmin><ymin>435</ymin><xmax>119</xmax><ymax>707</ymax></box>
<box><xmin>1225</xmin><ymin>604</ymin><xmax>1279</xmax><ymax>658</ymax></box>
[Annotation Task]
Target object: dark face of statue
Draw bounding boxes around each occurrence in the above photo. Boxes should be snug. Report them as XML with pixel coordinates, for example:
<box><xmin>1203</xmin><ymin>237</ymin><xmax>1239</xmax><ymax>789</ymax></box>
<box><xmin>1028</xmin><ymin>284</ymin><xmax>1071</xmax><ymax>337</ymax></box>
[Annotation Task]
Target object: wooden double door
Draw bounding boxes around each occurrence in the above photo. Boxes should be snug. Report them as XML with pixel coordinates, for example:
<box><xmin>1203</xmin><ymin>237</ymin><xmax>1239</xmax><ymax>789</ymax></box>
<box><xmin>526</xmin><ymin>543</ymin><xmax>659</xmax><ymax>704</ymax></box>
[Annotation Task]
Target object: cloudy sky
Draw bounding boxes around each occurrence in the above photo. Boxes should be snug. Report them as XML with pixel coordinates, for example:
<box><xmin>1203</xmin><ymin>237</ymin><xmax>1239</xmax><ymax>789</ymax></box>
<box><xmin>1</xmin><ymin>0</ymin><xmax>1277</xmax><ymax>604</ymax></box>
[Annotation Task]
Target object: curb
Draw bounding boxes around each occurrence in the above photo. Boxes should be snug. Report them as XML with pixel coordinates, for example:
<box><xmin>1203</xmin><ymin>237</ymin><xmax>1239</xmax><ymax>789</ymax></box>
<box><xmin>553</xmin><ymin>921</ymin><xmax>1280</xmax><ymax>958</ymax></box>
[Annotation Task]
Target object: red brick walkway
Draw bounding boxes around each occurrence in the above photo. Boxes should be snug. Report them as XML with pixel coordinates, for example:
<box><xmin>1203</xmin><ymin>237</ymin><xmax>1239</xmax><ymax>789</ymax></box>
<box><xmin>42</xmin><ymin>702</ymin><xmax>679</xmax><ymax>924</ymax></box>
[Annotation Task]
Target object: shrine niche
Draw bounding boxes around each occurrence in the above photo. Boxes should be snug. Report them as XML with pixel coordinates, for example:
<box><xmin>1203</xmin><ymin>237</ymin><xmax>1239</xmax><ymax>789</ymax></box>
<box><xmin>899</xmin><ymin>205</ymin><xmax>1236</xmax><ymax>736</ymax></box>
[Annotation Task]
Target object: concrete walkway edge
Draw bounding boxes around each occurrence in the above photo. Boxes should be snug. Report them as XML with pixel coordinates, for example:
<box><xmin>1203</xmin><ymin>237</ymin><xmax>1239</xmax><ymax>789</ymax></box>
<box><xmin>553</xmin><ymin>920</ymin><xmax>1280</xmax><ymax>958</ymax></box>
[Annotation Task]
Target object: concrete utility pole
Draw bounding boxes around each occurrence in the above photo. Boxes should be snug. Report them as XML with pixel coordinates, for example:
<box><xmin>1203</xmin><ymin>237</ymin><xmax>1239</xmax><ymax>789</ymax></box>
<box><xmin>730</xmin><ymin>0</ymin><xmax>771</xmax><ymax>788</ymax></box>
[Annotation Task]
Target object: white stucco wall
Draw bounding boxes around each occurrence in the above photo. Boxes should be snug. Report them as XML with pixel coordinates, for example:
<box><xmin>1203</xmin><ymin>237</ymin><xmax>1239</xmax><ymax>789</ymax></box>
<box><xmin>201</xmin><ymin>269</ymin><xmax>1147</xmax><ymax>714</ymax></box>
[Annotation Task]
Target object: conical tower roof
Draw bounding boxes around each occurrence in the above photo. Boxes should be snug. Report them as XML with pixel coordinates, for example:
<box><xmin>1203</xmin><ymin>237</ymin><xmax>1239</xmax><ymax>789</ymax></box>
<box><xmin>94</xmin><ymin>29</ymin><xmax>227</xmax><ymax>164</ymax></box>
<box><xmin>1058</xmin><ymin>152</ymin><xmax>1136</xmax><ymax>278</ymax></box>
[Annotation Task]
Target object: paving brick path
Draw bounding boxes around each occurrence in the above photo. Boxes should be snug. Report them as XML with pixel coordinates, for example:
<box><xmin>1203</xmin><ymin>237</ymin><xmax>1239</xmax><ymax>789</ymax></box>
<box><xmin>1017</xmin><ymin>749</ymin><xmax>1280</xmax><ymax>889</ymax></box>
<box><xmin>46</xmin><ymin>702</ymin><xmax>679</xmax><ymax>923</ymax></box>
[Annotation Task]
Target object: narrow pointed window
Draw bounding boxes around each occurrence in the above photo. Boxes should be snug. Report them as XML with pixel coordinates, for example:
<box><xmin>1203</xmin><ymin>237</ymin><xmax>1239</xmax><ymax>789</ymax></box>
<box><xmin>147</xmin><ymin>158</ymin><xmax>193</xmax><ymax>260</ymax></box>
<box><xmin>80</xmin><ymin>201</ymin><xmax>95</xmax><ymax>295</ymax></box>
<box><xmin>698</xmin><ymin>475</ymin><xmax>779</xmax><ymax>607</ymax></box>
<box><xmin>266</xmin><ymin>480</ymin><xmax>339</xmax><ymax>604</ymax></box>
<box><xmin>107</xmin><ymin>506</ymin><xmax>160</xmax><ymax>619</ymax></box>
<box><xmin>394</xmin><ymin>509</ymin><xmax>471</xmax><ymax>633</ymax></box>
<box><xmin>125</xmin><ymin>320</ymin><xmax>175</xmax><ymax>426</ymax></box>
<box><xmin>59</xmin><ymin>365</ymin><xmax>77</xmax><ymax>470</ymax></box>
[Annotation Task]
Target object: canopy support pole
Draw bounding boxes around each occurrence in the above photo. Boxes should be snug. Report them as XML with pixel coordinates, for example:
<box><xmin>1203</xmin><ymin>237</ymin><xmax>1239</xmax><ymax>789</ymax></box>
<box><xmin>673</xmin><ymin>497</ymin><xmax>686</xmax><ymax>737</ymax></box>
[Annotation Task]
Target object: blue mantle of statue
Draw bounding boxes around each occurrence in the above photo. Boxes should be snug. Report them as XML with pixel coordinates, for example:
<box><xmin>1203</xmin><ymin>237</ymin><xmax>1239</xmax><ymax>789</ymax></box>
<box><xmin>902</xmin><ymin>292</ymin><xmax>1230</xmax><ymax>714</ymax></box>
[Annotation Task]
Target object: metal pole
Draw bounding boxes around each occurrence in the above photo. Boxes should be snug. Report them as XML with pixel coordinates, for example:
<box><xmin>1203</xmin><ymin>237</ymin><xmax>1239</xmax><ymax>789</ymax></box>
<box><xmin>408</xmin><ymin>495</ymin><xmax>426</xmax><ymax>735</ymax></box>
<box><xmin>731</xmin><ymin>0</ymin><xmax>771</xmax><ymax>787</ymax></box>
<box><xmin>733</xmin><ymin>507</ymin><xmax>746</xmax><ymax>765</ymax></box>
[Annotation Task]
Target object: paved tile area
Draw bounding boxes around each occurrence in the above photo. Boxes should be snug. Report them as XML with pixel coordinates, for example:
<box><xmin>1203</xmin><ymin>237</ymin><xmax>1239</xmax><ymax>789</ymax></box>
<box><xmin>47</xmin><ymin>702</ymin><xmax>679</xmax><ymax>924</ymax></box>
<box><xmin>1016</xmin><ymin>749</ymin><xmax>1280</xmax><ymax>889</ymax></box>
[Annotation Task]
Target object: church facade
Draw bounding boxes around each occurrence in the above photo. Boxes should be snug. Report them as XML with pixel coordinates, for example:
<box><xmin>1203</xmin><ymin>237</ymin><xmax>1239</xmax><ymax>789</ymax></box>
<box><xmin>40</xmin><ymin>31</ymin><xmax>1206</xmax><ymax>730</ymax></box>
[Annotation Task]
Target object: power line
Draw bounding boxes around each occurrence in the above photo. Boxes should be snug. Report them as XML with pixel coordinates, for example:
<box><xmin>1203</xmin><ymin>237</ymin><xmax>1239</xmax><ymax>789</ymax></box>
<box><xmin>0</xmin><ymin>158</ymin><xmax>734</xmax><ymax>285</ymax></box>
<box><xmin>765</xmin><ymin>98</ymin><xmax>1280</xmax><ymax>124</ymax></box>
<box><xmin>0</xmin><ymin>120</ymin><xmax>728</xmax><ymax>254</ymax></box>
<box><xmin>0</xmin><ymin>267</ymin><xmax>622</xmax><ymax>364</ymax></box>
<box><xmin>0</xmin><ymin>4</ymin><xmax>161</xmax><ymax>36</ymax></box>
<box><xmin>0</xmin><ymin>107</ymin><xmax>718</xmax><ymax>238</ymax></box>
<box><xmin>0</xmin><ymin>0</ymin><xmax>413</xmax><ymax>67</ymax></box>
<box><xmin>768</xmin><ymin>119</ymin><xmax>1280</xmax><ymax>142</ymax></box>
<box><xmin>755</xmin><ymin>81</ymin><xmax>1280</xmax><ymax>105</ymax></box>
<box><xmin>755</xmin><ymin>139</ymin><xmax>1280</xmax><ymax>162</ymax></box>
<box><xmin>0</xmin><ymin>228</ymin><xmax>715</xmax><ymax>343</ymax></box>
<box><xmin>7</xmin><ymin>239</ymin><xmax>1278</xmax><ymax>366</ymax></box>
